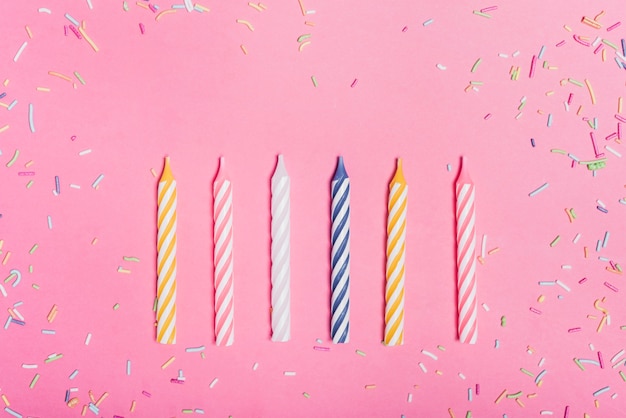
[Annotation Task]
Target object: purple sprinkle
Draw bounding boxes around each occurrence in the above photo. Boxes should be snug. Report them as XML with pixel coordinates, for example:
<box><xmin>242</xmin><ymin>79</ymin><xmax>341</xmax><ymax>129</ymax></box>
<box><xmin>170</xmin><ymin>378</ymin><xmax>185</xmax><ymax>384</ymax></box>
<box><xmin>475</xmin><ymin>383</ymin><xmax>480</xmax><ymax>395</ymax></box>
<box><xmin>529</xmin><ymin>307</ymin><xmax>542</xmax><ymax>315</ymax></box>
<box><xmin>597</xmin><ymin>206</ymin><xmax>608</xmax><ymax>213</ymax></box>
<box><xmin>604</xmin><ymin>281</ymin><xmax>618</xmax><ymax>292</ymax></box>
<box><xmin>17</xmin><ymin>172</ymin><xmax>35</xmax><ymax>176</ymax></box>
<box><xmin>313</xmin><ymin>346</ymin><xmax>330</xmax><ymax>351</ymax></box>
<box><xmin>141</xmin><ymin>390</ymin><xmax>152</xmax><ymax>398</ymax></box>
<box><xmin>350</xmin><ymin>78</ymin><xmax>358</xmax><ymax>88</ymax></box>
<box><xmin>11</xmin><ymin>319</ymin><xmax>25</xmax><ymax>326</ymax></box>
<box><xmin>564</xmin><ymin>405</ymin><xmax>570</xmax><ymax>418</ymax></box>
<box><xmin>568</xmin><ymin>327</ymin><xmax>581</xmax><ymax>333</ymax></box>
<box><xmin>598</xmin><ymin>351</ymin><xmax>604</xmax><ymax>368</ymax></box>
<box><xmin>579</xmin><ymin>277</ymin><xmax>588</xmax><ymax>284</ymax></box>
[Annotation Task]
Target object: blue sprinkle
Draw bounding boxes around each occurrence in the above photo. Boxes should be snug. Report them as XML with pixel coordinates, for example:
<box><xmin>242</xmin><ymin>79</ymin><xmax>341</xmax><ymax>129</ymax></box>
<box><xmin>602</xmin><ymin>231</ymin><xmax>610</xmax><ymax>248</ymax></box>
<box><xmin>538</xmin><ymin>45</ymin><xmax>546</xmax><ymax>59</ymax></box>
<box><xmin>597</xmin><ymin>206</ymin><xmax>608</xmax><ymax>213</ymax></box>
<box><xmin>65</xmin><ymin>390</ymin><xmax>70</xmax><ymax>402</ymax></box>
<box><xmin>0</xmin><ymin>92</ymin><xmax>5</xmax><ymax>99</ymax></box>
<box><xmin>7</xmin><ymin>99</ymin><xmax>17</xmax><ymax>111</ymax></box>
<box><xmin>616</xmin><ymin>57</ymin><xmax>624</xmax><ymax>69</ymax></box>
<box><xmin>11</xmin><ymin>319</ymin><xmax>25</xmax><ymax>326</ymax></box>
<box><xmin>55</xmin><ymin>176</ymin><xmax>60</xmax><ymax>194</ymax></box>
<box><xmin>622</xmin><ymin>39</ymin><xmax>626</xmax><ymax>57</ymax></box>
<box><xmin>530</xmin><ymin>138</ymin><xmax>535</xmax><ymax>147</ymax></box>
<box><xmin>64</xmin><ymin>13</ymin><xmax>80</xmax><ymax>26</ymax></box>
<box><xmin>4</xmin><ymin>407</ymin><xmax>23</xmax><ymax>418</ymax></box>
<box><xmin>547</xmin><ymin>113</ymin><xmax>553</xmax><ymax>127</ymax></box>
<box><xmin>596</xmin><ymin>239</ymin><xmax>602</xmax><ymax>252</ymax></box>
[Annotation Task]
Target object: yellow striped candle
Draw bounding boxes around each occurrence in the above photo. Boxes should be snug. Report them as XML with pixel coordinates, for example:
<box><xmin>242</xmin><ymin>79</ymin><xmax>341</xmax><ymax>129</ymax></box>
<box><xmin>384</xmin><ymin>158</ymin><xmax>407</xmax><ymax>346</ymax></box>
<box><xmin>156</xmin><ymin>156</ymin><xmax>177</xmax><ymax>344</ymax></box>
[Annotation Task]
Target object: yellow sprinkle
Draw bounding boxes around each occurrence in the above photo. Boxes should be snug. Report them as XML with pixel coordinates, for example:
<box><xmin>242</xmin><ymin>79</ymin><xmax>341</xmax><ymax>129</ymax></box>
<box><xmin>25</xmin><ymin>25</ymin><xmax>33</xmax><ymax>39</ymax></box>
<box><xmin>577</xmin><ymin>105</ymin><xmax>584</xmax><ymax>116</ymax></box>
<box><xmin>1</xmin><ymin>394</ymin><xmax>9</xmax><ymax>406</ymax></box>
<box><xmin>25</xmin><ymin>160</ymin><xmax>34</xmax><ymax>168</ymax></box>
<box><xmin>78</xmin><ymin>26</ymin><xmax>99</xmax><ymax>52</ymax></box>
<box><xmin>155</xmin><ymin>9</ymin><xmax>177</xmax><ymax>21</ymax></box>
<box><xmin>81</xmin><ymin>404</ymin><xmax>88</xmax><ymax>416</ymax></box>
<box><xmin>240</xmin><ymin>44</ymin><xmax>248</xmax><ymax>55</ymax></box>
<box><xmin>36</xmin><ymin>87</ymin><xmax>51</xmax><ymax>92</ymax></box>
<box><xmin>297</xmin><ymin>0</ymin><xmax>306</xmax><ymax>16</ymax></box>
<box><xmin>6</xmin><ymin>149</ymin><xmax>19</xmax><ymax>167</ymax></box>
<box><xmin>448</xmin><ymin>408</ymin><xmax>456</xmax><ymax>418</ymax></box>
<box><xmin>585</xmin><ymin>79</ymin><xmax>596</xmax><ymax>105</ymax></box>
<box><xmin>527</xmin><ymin>393</ymin><xmax>537</xmax><ymax>398</ymax></box>
<box><xmin>29</xmin><ymin>373</ymin><xmax>40</xmax><ymax>389</ymax></box>
<box><xmin>602</xmin><ymin>48</ymin><xmax>607</xmax><ymax>62</ymax></box>
<box><xmin>545</xmin><ymin>91</ymin><xmax>555</xmax><ymax>96</ymax></box>
<box><xmin>619</xmin><ymin>97</ymin><xmax>623</xmax><ymax>114</ymax></box>
<box><xmin>435</xmin><ymin>370</ymin><xmax>443</xmax><ymax>375</ymax></box>
<box><xmin>298</xmin><ymin>40</ymin><xmax>312</xmax><ymax>52</ymax></box>
<box><xmin>2</xmin><ymin>251</ymin><xmax>11</xmax><ymax>265</ymax></box>
<box><xmin>130</xmin><ymin>400</ymin><xmax>136</xmax><ymax>412</ymax></box>
<box><xmin>150</xmin><ymin>168</ymin><xmax>157</xmax><ymax>177</ymax></box>
<box><xmin>537</xmin><ymin>295</ymin><xmax>545</xmax><ymax>303</ymax></box>
<box><xmin>161</xmin><ymin>356</ymin><xmax>176</xmax><ymax>369</ymax></box>
<box><xmin>564</xmin><ymin>25</ymin><xmax>572</xmax><ymax>31</ymax></box>
<box><xmin>95</xmin><ymin>392</ymin><xmax>109</xmax><ymax>407</ymax></box>
<box><xmin>584</xmin><ymin>246</ymin><xmax>589</xmax><ymax>258</ymax></box>
<box><xmin>0</xmin><ymin>124</ymin><xmax>9</xmax><ymax>134</ymax></box>
<box><xmin>515</xmin><ymin>398</ymin><xmax>525</xmax><ymax>407</ymax></box>
<box><xmin>236</xmin><ymin>19</ymin><xmax>254</xmax><ymax>31</ymax></box>
<box><xmin>3</xmin><ymin>79</ymin><xmax>8</xmax><ymax>87</ymax></box>
<box><xmin>117</xmin><ymin>267</ymin><xmax>131</xmax><ymax>274</ymax></box>
<box><xmin>26</xmin><ymin>180</ymin><xmax>34</xmax><ymax>189</ymax></box>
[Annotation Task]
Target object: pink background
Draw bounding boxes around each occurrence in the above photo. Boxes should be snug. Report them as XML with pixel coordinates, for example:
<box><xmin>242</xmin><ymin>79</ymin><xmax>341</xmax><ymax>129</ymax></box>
<box><xmin>1</xmin><ymin>0</ymin><xmax>626</xmax><ymax>416</ymax></box>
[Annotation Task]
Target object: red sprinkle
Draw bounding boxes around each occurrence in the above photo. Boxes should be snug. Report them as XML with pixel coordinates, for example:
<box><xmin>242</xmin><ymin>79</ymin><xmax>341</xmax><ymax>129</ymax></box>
<box><xmin>578</xmin><ymin>277</ymin><xmax>588</xmax><ymax>284</ymax></box>
<box><xmin>556</xmin><ymin>40</ymin><xmax>566</xmax><ymax>47</ymax></box>
<box><xmin>350</xmin><ymin>79</ymin><xmax>358</xmax><ymax>88</ymax></box>
<box><xmin>604</xmin><ymin>281</ymin><xmax>619</xmax><ymax>292</ymax></box>
<box><xmin>141</xmin><ymin>391</ymin><xmax>152</xmax><ymax>398</ymax></box>
<box><xmin>598</xmin><ymin>351</ymin><xmax>604</xmax><ymax>369</ymax></box>
<box><xmin>69</xmin><ymin>25</ymin><xmax>82</xmax><ymax>39</ymax></box>
<box><xmin>606</xmin><ymin>22</ymin><xmax>621</xmax><ymax>31</ymax></box>
<box><xmin>568</xmin><ymin>327</ymin><xmax>581</xmax><ymax>333</ymax></box>
<box><xmin>530</xmin><ymin>307</ymin><xmax>542</xmax><ymax>315</ymax></box>
<box><xmin>139</xmin><ymin>23</ymin><xmax>145</xmax><ymax>34</ymax></box>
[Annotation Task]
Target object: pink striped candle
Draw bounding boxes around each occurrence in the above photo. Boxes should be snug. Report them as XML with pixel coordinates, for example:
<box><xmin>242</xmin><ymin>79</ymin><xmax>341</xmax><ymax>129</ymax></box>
<box><xmin>213</xmin><ymin>157</ymin><xmax>234</xmax><ymax>346</ymax></box>
<box><xmin>456</xmin><ymin>157</ymin><xmax>477</xmax><ymax>344</ymax></box>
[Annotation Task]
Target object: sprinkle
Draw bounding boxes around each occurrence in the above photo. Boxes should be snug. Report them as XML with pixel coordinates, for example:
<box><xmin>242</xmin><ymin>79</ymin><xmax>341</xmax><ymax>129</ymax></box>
<box><xmin>41</xmin><ymin>329</ymin><xmax>55</xmax><ymax>335</ymax></box>
<box><xmin>69</xmin><ymin>369</ymin><xmax>79</xmax><ymax>379</ymax></box>
<box><xmin>422</xmin><ymin>350</ymin><xmax>438</xmax><ymax>360</ymax></box>
<box><xmin>494</xmin><ymin>389</ymin><xmax>507</xmax><ymax>404</ymax></box>
<box><xmin>311</xmin><ymin>76</ymin><xmax>318</xmax><ymax>87</ymax></box>
<box><xmin>549</xmin><ymin>236</ymin><xmax>561</xmax><ymax>247</ymax></box>
<box><xmin>47</xmin><ymin>215</ymin><xmax>53</xmax><ymax>230</ymax></box>
<box><xmin>547</xmin><ymin>113</ymin><xmax>553</xmax><ymax>127</ymax></box>
<box><xmin>535</xmin><ymin>370</ymin><xmax>547</xmax><ymax>384</ymax></box>
<box><xmin>209</xmin><ymin>378</ymin><xmax>219</xmax><ymax>388</ymax></box>
<box><xmin>44</xmin><ymin>353</ymin><xmax>63</xmax><ymax>363</ymax></box>
<box><xmin>530</xmin><ymin>307</ymin><xmax>542</xmax><ymax>315</ymax></box>
<box><xmin>0</xmin><ymin>125</ymin><xmax>9</xmax><ymax>134</ymax></box>
<box><xmin>240</xmin><ymin>44</ymin><xmax>248</xmax><ymax>55</ymax></box>
<box><xmin>77</xmin><ymin>26</ymin><xmax>99</xmax><ymax>52</ymax></box>
<box><xmin>236</xmin><ymin>19</ymin><xmax>254</xmax><ymax>31</ymax></box>
<box><xmin>364</xmin><ymin>384</ymin><xmax>376</xmax><ymax>389</ymax></box>
<box><xmin>13</xmin><ymin>42</ymin><xmax>28</xmax><ymax>62</ymax></box>
<box><xmin>482</xmin><ymin>303</ymin><xmax>490</xmax><ymax>311</ymax></box>
<box><xmin>91</xmin><ymin>173</ymin><xmax>104</xmax><ymax>189</ymax></box>
<box><xmin>473</xmin><ymin>10</ymin><xmax>491</xmax><ymax>18</ymax></box>
<box><xmin>593</xmin><ymin>386</ymin><xmax>610</xmax><ymax>397</ymax></box>
<box><xmin>351</xmin><ymin>79</ymin><xmax>358</xmax><ymax>88</ymax></box>
<box><xmin>604</xmin><ymin>282</ymin><xmax>618</xmax><ymax>292</ymax></box>
<box><xmin>85</xmin><ymin>332</ymin><xmax>92</xmax><ymax>345</ymax></box>
<box><xmin>529</xmin><ymin>183</ymin><xmax>549</xmax><ymax>197</ymax></box>
<box><xmin>355</xmin><ymin>349</ymin><xmax>366</xmax><ymax>356</ymax></box>
<box><xmin>28</xmin><ymin>104</ymin><xmax>35</xmax><ymax>133</ymax></box>
<box><xmin>6</xmin><ymin>149</ymin><xmax>20</xmax><ymax>167</ymax></box>
<box><xmin>422</xmin><ymin>18</ymin><xmax>434</xmax><ymax>26</ymax></box>
<box><xmin>185</xmin><ymin>345</ymin><xmax>206</xmax><ymax>353</ymax></box>
<box><xmin>418</xmin><ymin>362</ymin><xmax>427</xmax><ymax>373</ymax></box>
<box><xmin>161</xmin><ymin>356</ymin><xmax>176</xmax><ymax>369</ymax></box>
<box><xmin>520</xmin><ymin>368</ymin><xmax>534</xmax><ymax>377</ymax></box>
<box><xmin>4</xmin><ymin>407</ymin><xmax>22</xmax><ymax>418</ymax></box>
<box><xmin>611</xmin><ymin>349</ymin><xmax>625</xmax><ymax>363</ymax></box>
<box><xmin>253</xmin><ymin>362</ymin><xmax>259</xmax><ymax>370</ymax></box>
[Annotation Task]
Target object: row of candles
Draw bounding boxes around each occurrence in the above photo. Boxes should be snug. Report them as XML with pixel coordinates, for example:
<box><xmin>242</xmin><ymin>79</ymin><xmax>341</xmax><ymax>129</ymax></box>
<box><xmin>155</xmin><ymin>155</ymin><xmax>478</xmax><ymax>345</ymax></box>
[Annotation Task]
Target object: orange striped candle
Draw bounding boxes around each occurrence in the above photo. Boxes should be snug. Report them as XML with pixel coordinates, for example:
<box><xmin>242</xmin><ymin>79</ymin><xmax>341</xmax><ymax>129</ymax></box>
<box><xmin>156</xmin><ymin>156</ymin><xmax>177</xmax><ymax>344</ymax></box>
<box><xmin>384</xmin><ymin>159</ymin><xmax>407</xmax><ymax>346</ymax></box>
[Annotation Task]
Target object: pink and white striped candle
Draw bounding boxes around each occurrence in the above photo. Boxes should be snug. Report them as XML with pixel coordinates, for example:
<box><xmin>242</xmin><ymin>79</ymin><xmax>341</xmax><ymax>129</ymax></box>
<box><xmin>456</xmin><ymin>157</ymin><xmax>478</xmax><ymax>344</ymax></box>
<box><xmin>213</xmin><ymin>157</ymin><xmax>234</xmax><ymax>346</ymax></box>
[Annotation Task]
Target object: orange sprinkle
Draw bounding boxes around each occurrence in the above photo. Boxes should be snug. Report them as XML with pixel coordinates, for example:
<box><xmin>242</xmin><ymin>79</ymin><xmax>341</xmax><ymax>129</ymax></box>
<box><xmin>2</xmin><ymin>251</ymin><xmax>11</xmax><ymax>265</ymax></box>
<box><xmin>495</xmin><ymin>389</ymin><xmax>507</xmax><ymax>404</ymax></box>
<box><xmin>161</xmin><ymin>356</ymin><xmax>176</xmax><ymax>369</ymax></box>
<box><xmin>487</xmin><ymin>247</ymin><xmax>500</xmax><ymax>255</ymax></box>
<box><xmin>95</xmin><ymin>391</ymin><xmax>109</xmax><ymax>406</ymax></box>
<box><xmin>515</xmin><ymin>398</ymin><xmax>525</xmax><ymax>407</ymax></box>
<box><xmin>584</xmin><ymin>246</ymin><xmax>589</xmax><ymax>258</ymax></box>
<box><xmin>155</xmin><ymin>9</ymin><xmax>177</xmax><ymax>21</ymax></box>
<box><xmin>240</xmin><ymin>44</ymin><xmax>248</xmax><ymax>55</ymax></box>
<box><xmin>48</xmin><ymin>71</ymin><xmax>73</xmax><ymax>82</ymax></box>
<box><xmin>25</xmin><ymin>26</ymin><xmax>33</xmax><ymax>38</ymax></box>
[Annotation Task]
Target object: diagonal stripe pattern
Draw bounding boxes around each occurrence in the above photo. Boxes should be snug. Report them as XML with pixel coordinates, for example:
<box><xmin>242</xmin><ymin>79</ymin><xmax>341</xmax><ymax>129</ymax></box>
<box><xmin>157</xmin><ymin>158</ymin><xmax>177</xmax><ymax>344</ymax></box>
<box><xmin>456</xmin><ymin>182</ymin><xmax>477</xmax><ymax>344</ymax></box>
<box><xmin>331</xmin><ymin>170</ymin><xmax>350</xmax><ymax>343</ymax></box>
<box><xmin>385</xmin><ymin>161</ymin><xmax>407</xmax><ymax>346</ymax></box>
<box><xmin>214</xmin><ymin>168</ymin><xmax>234</xmax><ymax>346</ymax></box>
<box><xmin>271</xmin><ymin>155</ymin><xmax>291</xmax><ymax>342</ymax></box>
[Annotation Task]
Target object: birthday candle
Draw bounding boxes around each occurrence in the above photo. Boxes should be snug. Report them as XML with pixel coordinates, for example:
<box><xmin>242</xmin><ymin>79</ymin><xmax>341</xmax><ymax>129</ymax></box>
<box><xmin>456</xmin><ymin>157</ymin><xmax>478</xmax><ymax>344</ymax></box>
<box><xmin>384</xmin><ymin>159</ymin><xmax>407</xmax><ymax>346</ymax></box>
<box><xmin>331</xmin><ymin>156</ymin><xmax>350</xmax><ymax>344</ymax></box>
<box><xmin>157</xmin><ymin>156</ymin><xmax>177</xmax><ymax>344</ymax></box>
<box><xmin>213</xmin><ymin>157</ymin><xmax>234</xmax><ymax>346</ymax></box>
<box><xmin>271</xmin><ymin>154</ymin><xmax>291</xmax><ymax>342</ymax></box>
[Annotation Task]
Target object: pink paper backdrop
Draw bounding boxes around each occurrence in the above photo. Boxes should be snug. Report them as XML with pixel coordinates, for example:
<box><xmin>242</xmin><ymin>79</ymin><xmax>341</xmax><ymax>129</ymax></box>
<box><xmin>1</xmin><ymin>0</ymin><xmax>626</xmax><ymax>416</ymax></box>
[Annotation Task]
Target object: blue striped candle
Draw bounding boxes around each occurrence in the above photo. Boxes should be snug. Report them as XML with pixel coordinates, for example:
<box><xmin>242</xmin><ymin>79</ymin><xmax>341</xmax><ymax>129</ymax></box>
<box><xmin>331</xmin><ymin>156</ymin><xmax>350</xmax><ymax>343</ymax></box>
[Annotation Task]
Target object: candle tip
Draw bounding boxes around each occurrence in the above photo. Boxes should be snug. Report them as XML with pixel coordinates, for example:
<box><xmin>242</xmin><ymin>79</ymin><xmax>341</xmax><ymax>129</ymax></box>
<box><xmin>457</xmin><ymin>156</ymin><xmax>473</xmax><ymax>184</ymax></box>
<box><xmin>391</xmin><ymin>158</ymin><xmax>406</xmax><ymax>184</ymax></box>
<box><xmin>273</xmin><ymin>154</ymin><xmax>288</xmax><ymax>178</ymax></box>
<box><xmin>333</xmin><ymin>155</ymin><xmax>348</xmax><ymax>180</ymax></box>
<box><xmin>160</xmin><ymin>156</ymin><xmax>174</xmax><ymax>181</ymax></box>
<box><xmin>219</xmin><ymin>155</ymin><xmax>225</xmax><ymax>167</ymax></box>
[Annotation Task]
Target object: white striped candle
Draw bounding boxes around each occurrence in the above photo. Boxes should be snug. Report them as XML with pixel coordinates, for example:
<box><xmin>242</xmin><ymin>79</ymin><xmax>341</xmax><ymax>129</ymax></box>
<box><xmin>271</xmin><ymin>155</ymin><xmax>291</xmax><ymax>342</ymax></box>
<box><xmin>213</xmin><ymin>157</ymin><xmax>234</xmax><ymax>346</ymax></box>
<box><xmin>331</xmin><ymin>156</ymin><xmax>350</xmax><ymax>343</ymax></box>
<box><xmin>456</xmin><ymin>157</ymin><xmax>478</xmax><ymax>344</ymax></box>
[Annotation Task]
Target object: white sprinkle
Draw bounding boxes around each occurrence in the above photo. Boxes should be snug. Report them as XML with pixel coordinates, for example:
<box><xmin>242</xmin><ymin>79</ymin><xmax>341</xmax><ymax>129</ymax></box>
<box><xmin>573</xmin><ymin>233</ymin><xmax>581</xmax><ymax>244</ymax></box>
<box><xmin>41</xmin><ymin>329</ymin><xmax>56</xmax><ymax>335</ymax></box>
<box><xmin>446</xmin><ymin>164</ymin><xmax>452</xmax><ymax>172</ymax></box>
<box><xmin>436</xmin><ymin>63</ymin><xmax>447</xmax><ymax>70</ymax></box>
<box><xmin>69</xmin><ymin>369</ymin><xmax>79</xmax><ymax>379</ymax></box>
<box><xmin>184</xmin><ymin>0</ymin><xmax>194</xmax><ymax>12</ymax></box>
<box><xmin>78</xmin><ymin>149</ymin><xmax>92</xmax><ymax>156</ymax></box>
<box><xmin>284</xmin><ymin>371</ymin><xmax>296</xmax><ymax>376</ymax></box>
<box><xmin>589</xmin><ymin>343</ymin><xmax>595</xmax><ymax>351</ymax></box>
<box><xmin>418</xmin><ymin>362</ymin><xmax>427</xmax><ymax>373</ymax></box>
<box><xmin>561</xmin><ymin>265</ymin><xmax>572</xmax><ymax>270</ymax></box>
<box><xmin>4</xmin><ymin>316</ymin><xmax>11</xmax><ymax>329</ymax></box>
<box><xmin>481</xmin><ymin>303</ymin><xmax>490</xmax><ymax>311</ymax></box>
<box><xmin>512</xmin><ymin>50</ymin><xmax>520</xmax><ymax>57</ymax></box>
<box><xmin>540</xmin><ymin>411</ymin><xmax>554</xmax><ymax>416</ymax></box>
<box><xmin>38</xmin><ymin>7</ymin><xmax>52</xmax><ymax>13</ymax></box>
<box><xmin>0</xmin><ymin>284</ymin><xmax>6</xmax><ymax>298</ymax></box>
<box><xmin>252</xmin><ymin>362</ymin><xmax>259</xmax><ymax>371</ymax></box>
<box><xmin>611</xmin><ymin>349</ymin><xmax>625</xmax><ymax>363</ymax></box>
<box><xmin>86</xmin><ymin>0</ymin><xmax>93</xmax><ymax>9</ymax></box>
<box><xmin>555</xmin><ymin>280</ymin><xmax>571</xmax><ymax>292</ymax></box>
<box><xmin>69</xmin><ymin>184</ymin><xmax>81</xmax><ymax>189</ymax></box>
<box><xmin>602</xmin><ymin>231</ymin><xmax>610</xmax><ymax>248</ymax></box>
<box><xmin>564</xmin><ymin>101</ymin><xmax>570</xmax><ymax>111</ymax></box>
<box><xmin>47</xmin><ymin>215</ymin><xmax>53</xmax><ymax>230</ymax></box>
<box><xmin>21</xmin><ymin>364</ymin><xmax>38</xmax><ymax>369</ymax></box>
<box><xmin>422</xmin><ymin>18</ymin><xmax>434</xmax><ymax>26</ymax></box>
<box><xmin>91</xmin><ymin>174</ymin><xmax>104</xmax><ymax>189</ymax></box>
<box><xmin>421</xmin><ymin>350</ymin><xmax>438</xmax><ymax>360</ymax></box>
<box><xmin>407</xmin><ymin>393</ymin><xmax>413</xmax><ymax>403</ymax></box>
<box><xmin>605</xmin><ymin>146</ymin><xmax>622</xmax><ymax>157</ymax></box>
<box><xmin>481</xmin><ymin>235</ymin><xmax>487</xmax><ymax>258</ymax></box>
<box><xmin>538</xmin><ymin>357</ymin><xmax>546</xmax><ymax>367</ymax></box>
<box><xmin>185</xmin><ymin>345</ymin><xmax>206</xmax><ymax>353</ymax></box>
<box><xmin>498</xmin><ymin>53</ymin><xmax>508</xmax><ymax>58</ymax></box>
<box><xmin>315</xmin><ymin>338</ymin><xmax>323</xmax><ymax>344</ymax></box>
<box><xmin>458</xmin><ymin>372</ymin><xmax>466</xmax><ymax>380</ymax></box>
<box><xmin>85</xmin><ymin>332</ymin><xmax>92</xmax><ymax>345</ymax></box>
<box><xmin>591</xmin><ymin>36</ymin><xmax>602</xmax><ymax>47</ymax></box>
<box><xmin>597</xmin><ymin>199</ymin><xmax>606</xmax><ymax>208</ymax></box>
<box><xmin>529</xmin><ymin>182</ymin><xmax>549</xmax><ymax>197</ymax></box>
<box><xmin>13</xmin><ymin>41</ymin><xmax>28</xmax><ymax>62</ymax></box>
<box><xmin>567</xmin><ymin>153</ymin><xmax>579</xmax><ymax>162</ymax></box>
<box><xmin>126</xmin><ymin>360</ymin><xmax>131</xmax><ymax>375</ymax></box>
<box><xmin>195</xmin><ymin>409</ymin><xmax>205</xmax><ymax>414</ymax></box>
<box><xmin>64</xmin><ymin>13</ymin><xmax>80</xmax><ymax>26</ymax></box>
<box><xmin>209</xmin><ymin>378</ymin><xmax>219</xmax><ymax>388</ymax></box>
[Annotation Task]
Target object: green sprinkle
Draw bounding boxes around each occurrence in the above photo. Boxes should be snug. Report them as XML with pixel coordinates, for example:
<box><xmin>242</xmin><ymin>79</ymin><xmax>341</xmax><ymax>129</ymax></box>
<box><xmin>500</xmin><ymin>316</ymin><xmax>506</xmax><ymax>327</ymax></box>
<box><xmin>73</xmin><ymin>71</ymin><xmax>86</xmax><ymax>85</ymax></box>
<box><xmin>153</xmin><ymin>297</ymin><xmax>158</xmax><ymax>312</ymax></box>
<box><xmin>550</xmin><ymin>235</ymin><xmax>561</xmax><ymax>247</ymax></box>
<box><xmin>356</xmin><ymin>349</ymin><xmax>366</xmax><ymax>357</ymax></box>
<box><xmin>201</xmin><ymin>352</ymin><xmax>206</xmax><ymax>359</ymax></box>
<box><xmin>29</xmin><ymin>373</ymin><xmax>40</xmax><ymax>389</ymax></box>
<box><xmin>303</xmin><ymin>392</ymin><xmax>310</xmax><ymax>398</ymax></box>
<box><xmin>602</xmin><ymin>39</ymin><xmax>618</xmax><ymax>50</ymax></box>
<box><xmin>574</xmin><ymin>358</ymin><xmax>585</xmax><ymax>371</ymax></box>
<box><xmin>506</xmin><ymin>391</ymin><xmax>523</xmax><ymax>398</ymax></box>
<box><xmin>550</xmin><ymin>149</ymin><xmax>567</xmax><ymax>154</ymax></box>
<box><xmin>570</xmin><ymin>209</ymin><xmax>577</xmax><ymax>219</ymax></box>
<box><xmin>113</xmin><ymin>303</ymin><xmax>120</xmax><ymax>310</ymax></box>
<box><xmin>26</xmin><ymin>180</ymin><xmax>34</xmax><ymax>189</ymax></box>
<box><xmin>45</xmin><ymin>354</ymin><xmax>63</xmax><ymax>363</ymax></box>
<box><xmin>518</xmin><ymin>101</ymin><xmax>526</xmax><ymax>111</ymax></box>
<box><xmin>466</xmin><ymin>411</ymin><xmax>472</xmax><ymax>418</ymax></box>
<box><xmin>616</xmin><ymin>264</ymin><xmax>622</xmax><ymax>272</ymax></box>
<box><xmin>28</xmin><ymin>265</ymin><xmax>33</xmax><ymax>273</ymax></box>
<box><xmin>542</xmin><ymin>60</ymin><xmax>549</xmax><ymax>68</ymax></box>
<box><xmin>470</xmin><ymin>81</ymin><xmax>483</xmax><ymax>85</ymax></box>
<box><xmin>29</xmin><ymin>244</ymin><xmax>38</xmax><ymax>254</ymax></box>
<box><xmin>620</xmin><ymin>371</ymin><xmax>626</xmax><ymax>381</ymax></box>
<box><xmin>123</xmin><ymin>256</ymin><xmax>140</xmax><ymax>262</ymax></box>
<box><xmin>472</xmin><ymin>10</ymin><xmax>491</xmax><ymax>18</ymax></box>
<box><xmin>568</xmin><ymin>78</ymin><xmax>584</xmax><ymax>87</ymax></box>
<box><xmin>32</xmin><ymin>283</ymin><xmax>40</xmax><ymax>290</ymax></box>
<box><xmin>6</xmin><ymin>149</ymin><xmax>19</xmax><ymax>167</ymax></box>
<box><xmin>520</xmin><ymin>368</ymin><xmax>534</xmax><ymax>377</ymax></box>
<box><xmin>297</xmin><ymin>34</ymin><xmax>312</xmax><ymax>43</ymax></box>
<box><xmin>311</xmin><ymin>76</ymin><xmax>318</xmax><ymax>87</ymax></box>
<box><xmin>470</xmin><ymin>58</ymin><xmax>482</xmax><ymax>73</ymax></box>
<box><xmin>182</xmin><ymin>409</ymin><xmax>194</xmax><ymax>414</ymax></box>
